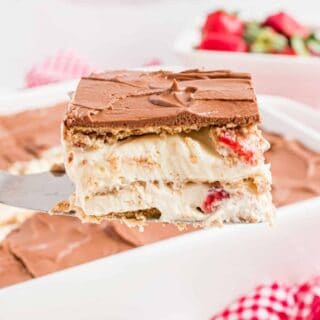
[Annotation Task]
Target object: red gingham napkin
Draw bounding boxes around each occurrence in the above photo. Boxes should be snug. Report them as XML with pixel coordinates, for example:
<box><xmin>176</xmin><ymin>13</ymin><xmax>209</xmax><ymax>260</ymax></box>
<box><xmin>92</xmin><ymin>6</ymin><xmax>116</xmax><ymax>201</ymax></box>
<box><xmin>211</xmin><ymin>278</ymin><xmax>320</xmax><ymax>320</ymax></box>
<box><xmin>25</xmin><ymin>51</ymin><xmax>163</xmax><ymax>88</ymax></box>
<box><xmin>25</xmin><ymin>50</ymin><xmax>99</xmax><ymax>88</ymax></box>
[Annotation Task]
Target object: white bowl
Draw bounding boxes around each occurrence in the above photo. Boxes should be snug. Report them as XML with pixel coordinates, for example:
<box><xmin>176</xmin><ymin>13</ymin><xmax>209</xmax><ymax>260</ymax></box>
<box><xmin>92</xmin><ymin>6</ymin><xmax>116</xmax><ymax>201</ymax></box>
<box><xmin>174</xmin><ymin>29</ymin><xmax>320</xmax><ymax>109</ymax></box>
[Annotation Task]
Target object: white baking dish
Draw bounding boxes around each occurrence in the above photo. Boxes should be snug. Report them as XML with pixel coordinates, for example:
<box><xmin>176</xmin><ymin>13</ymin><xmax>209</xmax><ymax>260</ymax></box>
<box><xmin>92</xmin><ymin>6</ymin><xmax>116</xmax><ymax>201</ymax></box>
<box><xmin>0</xmin><ymin>77</ymin><xmax>319</xmax><ymax>320</ymax></box>
<box><xmin>1</xmin><ymin>197</ymin><xmax>320</xmax><ymax>320</ymax></box>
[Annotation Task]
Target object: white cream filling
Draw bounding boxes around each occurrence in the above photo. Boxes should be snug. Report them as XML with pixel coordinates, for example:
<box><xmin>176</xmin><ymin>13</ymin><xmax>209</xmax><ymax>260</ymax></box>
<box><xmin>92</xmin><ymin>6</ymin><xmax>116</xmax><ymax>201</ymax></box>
<box><xmin>72</xmin><ymin>181</ymin><xmax>273</xmax><ymax>223</ymax></box>
<box><xmin>64</xmin><ymin>125</ymin><xmax>273</xmax><ymax>223</ymax></box>
<box><xmin>77</xmin><ymin>182</ymin><xmax>207</xmax><ymax>220</ymax></box>
<box><xmin>64</xmin><ymin>127</ymin><xmax>271</xmax><ymax>196</ymax></box>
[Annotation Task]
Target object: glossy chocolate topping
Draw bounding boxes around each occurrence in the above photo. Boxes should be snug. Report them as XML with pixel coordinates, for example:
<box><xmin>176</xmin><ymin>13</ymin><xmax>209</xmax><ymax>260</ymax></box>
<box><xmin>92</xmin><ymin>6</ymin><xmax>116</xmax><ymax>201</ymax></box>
<box><xmin>0</xmin><ymin>103</ymin><xmax>66</xmax><ymax>169</ymax></box>
<box><xmin>0</xmin><ymin>248</ymin><xmax>32</xmax><ymax>288</ymax></box>
<box><xmin>109</xmin><ymin>222</ymin><xmax>198</xmax><ymax>246</ymax></box>
<box><xmin>65</xmin><ymin>70</ymin><xmax>259</xmax><ymax>131</ymax></box>
<box><xmin>2</xmin><ymin>214</ymin><xmax>133</xmax><ymax>277</ymax></box>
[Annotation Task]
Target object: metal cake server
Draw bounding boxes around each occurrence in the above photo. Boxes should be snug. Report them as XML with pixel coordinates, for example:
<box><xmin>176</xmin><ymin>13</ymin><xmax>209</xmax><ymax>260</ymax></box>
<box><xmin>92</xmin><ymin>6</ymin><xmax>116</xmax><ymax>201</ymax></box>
<box><xmin>0</xmin><ymin>171</ymin><xmax>74</xmax><ymax>212</ymax></box>
<box><xmin>0</xmin><ymin>171</ymin><xmax>202</xmax><ymax>224</ymax></box>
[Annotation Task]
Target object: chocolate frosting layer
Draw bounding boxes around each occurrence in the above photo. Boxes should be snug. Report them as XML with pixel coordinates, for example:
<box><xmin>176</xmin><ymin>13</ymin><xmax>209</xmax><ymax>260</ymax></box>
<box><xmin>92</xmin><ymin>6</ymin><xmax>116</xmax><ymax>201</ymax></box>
<box><xmin>0</xmin><ymin>248</ymin><xmax>32</xmax><ymax>288</ymax></box>
<box><xmin>109</xmin><ymin>222</ymin><xmax>198</xmax><ymax>246</ymax></box>
<box><xmin>265</xmin><ymin>132</ymin><xmax>320</xmax><ymax>206</ymax></box>
<box><xmin>0</xmin><ymin>103</ymin><xmax>66</xmax><ymax>169</ymax></box>
<box><xmin>2</xmin><ymin>214</ymin><xmax>133</xmax><ymax>277</ymax></box>
<box><xmin>65</xmin><ymin>70</ymin><xmax>259</xmax><ymax>131</ymax></box>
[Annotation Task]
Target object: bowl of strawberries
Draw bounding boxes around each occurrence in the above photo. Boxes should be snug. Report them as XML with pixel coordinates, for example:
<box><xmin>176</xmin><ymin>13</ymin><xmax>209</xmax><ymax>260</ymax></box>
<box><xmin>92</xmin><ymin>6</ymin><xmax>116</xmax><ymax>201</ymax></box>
<box><xmin>174</xmin><ymin>10</ymin><xmax>320</xmax><ymax>108</ymax></box>
<box><xmin>198</xmin><ymin>10</ymin><xmax>319</xmax><ymax>56</ymax></box>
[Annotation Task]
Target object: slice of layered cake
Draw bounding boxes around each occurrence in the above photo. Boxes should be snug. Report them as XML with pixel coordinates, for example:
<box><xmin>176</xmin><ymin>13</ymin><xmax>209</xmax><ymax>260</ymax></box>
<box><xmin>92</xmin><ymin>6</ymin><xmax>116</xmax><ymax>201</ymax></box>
<box><xmin>58</xmin><ymin>69</ymin><xmax>273</xmax><ymax>226</ymax></box>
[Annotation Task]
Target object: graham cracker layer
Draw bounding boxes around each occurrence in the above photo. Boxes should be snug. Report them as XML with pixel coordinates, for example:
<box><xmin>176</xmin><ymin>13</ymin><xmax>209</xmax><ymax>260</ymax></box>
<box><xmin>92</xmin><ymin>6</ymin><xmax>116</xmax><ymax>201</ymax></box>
<box><xmin>50</xmin><ymin>200</ymin><xmax>161</xmax><ymax>224</ymax></box>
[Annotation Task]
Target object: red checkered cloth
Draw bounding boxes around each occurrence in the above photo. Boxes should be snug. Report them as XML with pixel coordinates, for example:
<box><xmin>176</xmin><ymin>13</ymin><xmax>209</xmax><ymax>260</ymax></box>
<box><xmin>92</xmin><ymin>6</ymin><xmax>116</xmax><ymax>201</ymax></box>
<box><xmin>143</xmin><ymin>58</ymin><xmax>162</xmax><ymax>66</ymax></box>
<box><xmin>25</xmin><ymin>50</ymin><xmax>99</xmax><ymax>88</ymax></box>
<box><xmin>25</xmin><ymin>51</ymin><xmax>163</xmax><ymax>88</ymax></box>
<box><xmin>211</xmin><ymin>278</ymin><xmax>320</xmax><ymax>320</ymax></box>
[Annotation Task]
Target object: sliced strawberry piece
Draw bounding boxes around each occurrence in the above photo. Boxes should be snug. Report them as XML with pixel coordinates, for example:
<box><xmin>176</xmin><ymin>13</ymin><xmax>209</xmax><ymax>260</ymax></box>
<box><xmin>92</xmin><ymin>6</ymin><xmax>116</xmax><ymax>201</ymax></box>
<box><xmin>202</xmin><ymin>188</ymin><xmax>230</xmax><ymax>214</ymax></box>
<box><xmin>218</xmin><ymin>132</ymin><xmax>254</xmax><ymax>163</ymax></box>
<box><xmin>264</xmin><ymin>11</ymin><xmax>310</xmax><ymax>39</ymax></box>
<box><xmin>202</xmin><ymin>10</ymin><xmax>244</xmax><ymax>36</ymax></box>
<box><xmin>199</xmin><ymin>32</ymin><xmax>248</xmax><ymax>52</ymax></box>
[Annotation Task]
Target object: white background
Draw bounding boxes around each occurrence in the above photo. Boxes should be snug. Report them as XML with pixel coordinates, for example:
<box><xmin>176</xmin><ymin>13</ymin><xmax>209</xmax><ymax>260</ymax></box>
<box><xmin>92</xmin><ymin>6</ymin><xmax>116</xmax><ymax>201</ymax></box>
<box><xmin>0</xmin><ymin>0</ymin><xmax>319</xmax><ymax>88</ymax></box>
